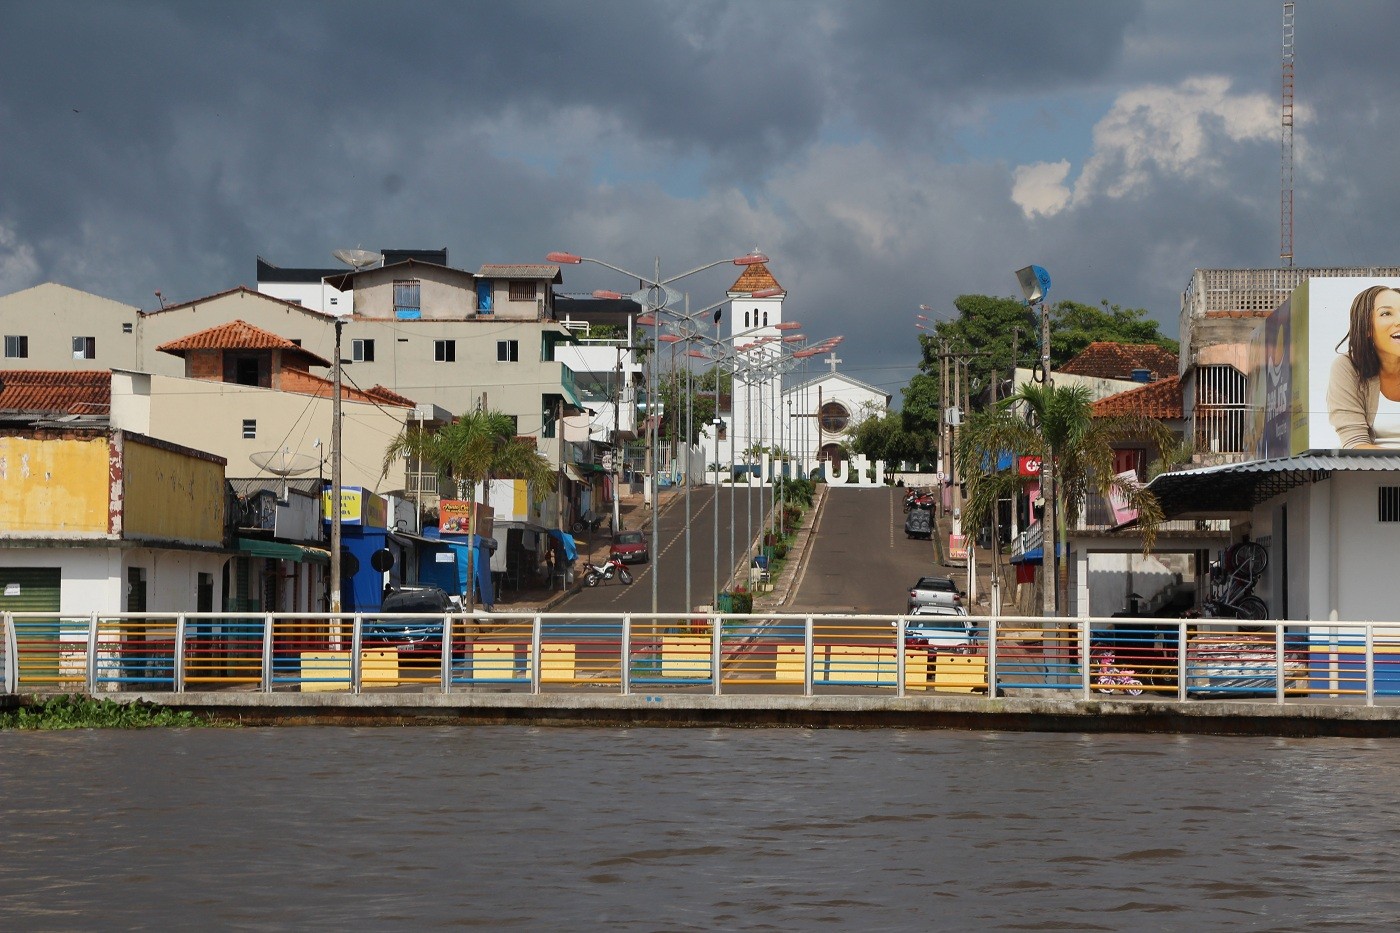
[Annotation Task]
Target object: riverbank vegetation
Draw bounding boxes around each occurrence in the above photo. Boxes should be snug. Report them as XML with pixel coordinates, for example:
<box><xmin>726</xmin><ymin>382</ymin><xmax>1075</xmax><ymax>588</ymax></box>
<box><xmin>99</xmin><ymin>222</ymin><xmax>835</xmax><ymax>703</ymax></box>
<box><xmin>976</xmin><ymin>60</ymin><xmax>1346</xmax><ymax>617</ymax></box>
<box><xmin>0</xmin><ymin>695</ymin><xmax>229</xmax><ymax>730</ymax></box>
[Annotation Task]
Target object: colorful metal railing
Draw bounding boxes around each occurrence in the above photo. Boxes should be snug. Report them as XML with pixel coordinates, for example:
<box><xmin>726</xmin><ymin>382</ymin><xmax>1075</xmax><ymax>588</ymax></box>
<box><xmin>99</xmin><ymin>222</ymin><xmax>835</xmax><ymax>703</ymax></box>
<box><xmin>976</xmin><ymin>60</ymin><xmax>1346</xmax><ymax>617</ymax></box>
<box><xmin>6</xmin><ymin>611</ymin><xmax>1400</xmax><ymax>705</ymax></box>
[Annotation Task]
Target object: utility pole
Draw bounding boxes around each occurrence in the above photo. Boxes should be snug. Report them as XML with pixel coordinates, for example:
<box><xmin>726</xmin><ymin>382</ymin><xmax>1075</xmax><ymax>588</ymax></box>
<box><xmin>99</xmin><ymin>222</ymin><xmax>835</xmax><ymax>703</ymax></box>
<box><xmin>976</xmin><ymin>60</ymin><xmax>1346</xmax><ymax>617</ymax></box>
<box><xmin>1038</xmin><ymin>301</ymin><xmax>1057</xmax><ymax>617</ymax></box>
<box><xmin>330</xmin><ymin>318</ymin><xmax>343</xmax><ymax>616</ymax></box>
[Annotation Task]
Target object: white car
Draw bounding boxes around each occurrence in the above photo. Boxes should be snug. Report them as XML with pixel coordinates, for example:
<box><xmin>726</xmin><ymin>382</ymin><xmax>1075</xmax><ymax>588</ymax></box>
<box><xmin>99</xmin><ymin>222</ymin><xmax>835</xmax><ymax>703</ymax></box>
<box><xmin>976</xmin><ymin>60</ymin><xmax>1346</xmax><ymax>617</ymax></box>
<box><xmin>894</xmin><ymin>606</ymin><xmax>979</xmax><ymax>651</ymax></box>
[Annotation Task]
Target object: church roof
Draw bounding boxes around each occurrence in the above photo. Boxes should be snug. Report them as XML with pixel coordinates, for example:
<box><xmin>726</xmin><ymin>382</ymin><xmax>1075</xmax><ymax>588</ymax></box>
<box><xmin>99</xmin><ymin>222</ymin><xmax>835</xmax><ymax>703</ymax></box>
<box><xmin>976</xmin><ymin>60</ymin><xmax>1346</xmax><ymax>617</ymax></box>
<box><xmin>786</xmin><ymin>370</ymin><xmax>890</xmax><ymax>403</ymax></box>
<box><xmin>729</xmin><ymin>262</ymin><xmax>783</xmax><ymax>295</ymax></box>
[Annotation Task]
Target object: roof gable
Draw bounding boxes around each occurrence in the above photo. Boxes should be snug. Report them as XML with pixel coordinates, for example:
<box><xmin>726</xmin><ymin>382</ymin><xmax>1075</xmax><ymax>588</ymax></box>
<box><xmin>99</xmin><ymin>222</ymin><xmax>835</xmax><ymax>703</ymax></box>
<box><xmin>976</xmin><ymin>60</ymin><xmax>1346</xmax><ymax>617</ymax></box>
<box><xmin>477</xmin><ymin>264</ymin><xmax>564</xmax><ymax>283</ymax></box>
<box><xmin>145</xmin><ymin>285</ymin><xmax>332</xmax><ymax>319</ymax></box>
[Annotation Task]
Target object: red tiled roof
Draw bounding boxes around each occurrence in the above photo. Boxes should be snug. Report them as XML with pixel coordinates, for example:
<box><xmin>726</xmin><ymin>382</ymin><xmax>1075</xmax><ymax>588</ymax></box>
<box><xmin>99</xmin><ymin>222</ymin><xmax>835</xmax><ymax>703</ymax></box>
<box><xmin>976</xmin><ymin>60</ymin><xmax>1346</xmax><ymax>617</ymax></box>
<box><xmin>0</xmin><ymin>370</ymin><xmax>110</xmax><ymax>415</ymax></box>
<box><xmin>729</xmin><ymin>263</ymin><xmax>783</xmax><ymax>295</ymax></box>
<box><xmin>277</xmin><ymin>370</ymin><xmax>413</xmax><ymax>407</ymax></box>
<box><xmin>1092</xmin><ymin>375</ymin><xmax>1183</xmax><ymax>419</ymax></box>
<box><xmin>366</xmin><ymin>385</ymin><xmax>416</xmax><ymax>407</ymax></box>
<box><xmin>1060</xmin><ymin>341</ymin><xmax>1178</xmax><ymax>380</ymax></box>
<box><xmin>156</xmin><ymin>320</ymin><xmax>332</xmax><ymax>366</ymax></box>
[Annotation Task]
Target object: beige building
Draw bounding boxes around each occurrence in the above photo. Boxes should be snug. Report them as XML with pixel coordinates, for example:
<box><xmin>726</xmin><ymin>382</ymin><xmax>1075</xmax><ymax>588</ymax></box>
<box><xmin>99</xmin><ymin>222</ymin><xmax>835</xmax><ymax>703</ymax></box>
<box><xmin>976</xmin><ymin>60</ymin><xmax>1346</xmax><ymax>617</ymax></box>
<box><xmin>109</xmin><ymin>319</ymin><xmax>417</xmax><ymax>493</ymax></box>
<box><xmin>0</xmin><ymin>282</ymin><xmax>141</xmax><ymax>371</ymax></box>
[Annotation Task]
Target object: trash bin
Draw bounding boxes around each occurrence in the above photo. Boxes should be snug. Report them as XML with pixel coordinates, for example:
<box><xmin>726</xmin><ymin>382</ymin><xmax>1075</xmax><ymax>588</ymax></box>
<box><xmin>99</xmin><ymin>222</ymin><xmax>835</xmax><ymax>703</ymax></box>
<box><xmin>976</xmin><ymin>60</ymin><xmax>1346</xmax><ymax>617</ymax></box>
<box><xmin>716</xmin><ymin>593</ymin><xmax>735</xmax><ymax>614</ymax></box>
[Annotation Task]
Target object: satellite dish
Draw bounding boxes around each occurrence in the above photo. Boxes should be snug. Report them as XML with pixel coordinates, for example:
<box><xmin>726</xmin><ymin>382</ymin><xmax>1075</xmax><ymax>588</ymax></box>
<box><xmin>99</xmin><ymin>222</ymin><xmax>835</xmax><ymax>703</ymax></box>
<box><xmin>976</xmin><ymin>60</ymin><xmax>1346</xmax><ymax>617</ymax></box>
<box><xmin>250</xmin><ymin>448</ymin><xmax>320</xmax><ymax>502</ymax></box>
<box><xmin>250</xmin><ymin>448</ymin><xmax>319</xmax><ymax>476</ymax></box>
<box><xmin>332</xmin><ymin>248</ymin><xmax>382</xmax><ymax>270</ymax></box>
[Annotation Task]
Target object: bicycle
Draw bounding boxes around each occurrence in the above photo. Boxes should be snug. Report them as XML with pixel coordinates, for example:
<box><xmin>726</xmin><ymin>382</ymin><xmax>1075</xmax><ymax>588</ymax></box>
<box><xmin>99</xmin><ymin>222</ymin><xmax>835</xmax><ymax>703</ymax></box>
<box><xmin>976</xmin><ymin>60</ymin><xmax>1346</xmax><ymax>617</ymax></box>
<box><xmin>1202</xmin><ymin>540</ymin><xmax>1268</xmax><ymax>620</ymax></box>
<box><xmin>1092</xmin><ymin>646</ymin><xmax>1144</xmax><ymax>696</ymax></box>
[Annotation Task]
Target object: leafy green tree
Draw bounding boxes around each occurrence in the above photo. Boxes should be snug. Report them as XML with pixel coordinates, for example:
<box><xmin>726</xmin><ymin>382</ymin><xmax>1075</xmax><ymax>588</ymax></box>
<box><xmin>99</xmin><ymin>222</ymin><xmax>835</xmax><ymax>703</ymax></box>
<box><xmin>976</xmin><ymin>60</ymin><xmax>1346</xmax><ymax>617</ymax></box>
<box><xmin>658</xmin><ymin>367</ymin><xmax>732</xmax><ymax>445</ymax></box>
<box><xmin>1050</xmin><ymin>300</ymin><xmax>1179</xmax><ymax>364</ymax></box>
<box><xmin>850</xmin><ymin>411</ymin><xmax>934</xmax><ymax>465</ymax></box>
<box><xmin>382</xmin><ymin>409</ymin><xmax>557</xmax><ymax>607</ymax></box>
<box><xmin>954</xmin><ymin>383</ymin><xmax>1177</xmax><ymax>611</ymax></box>
<box><xmin>907</xmin><ymin>294</ymin><xmax>1179</xmax><ymax>425</ymax></box>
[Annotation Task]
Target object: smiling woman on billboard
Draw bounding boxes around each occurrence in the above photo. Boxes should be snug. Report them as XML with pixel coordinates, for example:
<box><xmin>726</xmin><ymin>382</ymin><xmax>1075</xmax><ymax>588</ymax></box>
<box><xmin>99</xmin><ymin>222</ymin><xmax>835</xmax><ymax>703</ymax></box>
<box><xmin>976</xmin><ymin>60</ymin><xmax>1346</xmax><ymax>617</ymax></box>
<box><xmin>1327</xmin><ymin>285</ymin><xmax>1400</xmax><ymax>449</ymax></box>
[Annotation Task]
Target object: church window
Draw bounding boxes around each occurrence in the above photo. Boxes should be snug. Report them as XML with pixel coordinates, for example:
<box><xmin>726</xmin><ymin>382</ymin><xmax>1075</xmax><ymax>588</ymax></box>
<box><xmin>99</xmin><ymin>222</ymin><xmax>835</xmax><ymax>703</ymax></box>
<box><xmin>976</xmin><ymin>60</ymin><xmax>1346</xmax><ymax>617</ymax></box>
<box><xmin>820</xmin><ymin>401</ymin><xmax>850</xmax><ymax>433</ymax></box>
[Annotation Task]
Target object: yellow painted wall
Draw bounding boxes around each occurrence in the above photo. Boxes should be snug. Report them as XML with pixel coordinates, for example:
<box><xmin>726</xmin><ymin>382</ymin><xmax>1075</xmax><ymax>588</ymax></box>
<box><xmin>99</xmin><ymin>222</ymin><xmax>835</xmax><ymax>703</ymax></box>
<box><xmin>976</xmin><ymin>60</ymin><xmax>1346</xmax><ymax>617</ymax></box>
<box><xmin>0</xmin><ymin>435</ymin><xmax>110</xmax><ymax>534</ymax></box>
<box><xmin>121</xmin><ymin>440</ymin><xmax>225</xmax><ymax>545</ymax></box>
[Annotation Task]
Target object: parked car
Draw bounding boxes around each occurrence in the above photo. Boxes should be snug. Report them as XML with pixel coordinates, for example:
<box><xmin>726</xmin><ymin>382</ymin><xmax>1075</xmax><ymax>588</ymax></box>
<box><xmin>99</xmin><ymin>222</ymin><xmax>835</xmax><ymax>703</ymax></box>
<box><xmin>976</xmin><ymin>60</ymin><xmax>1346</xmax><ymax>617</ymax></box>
<box><xmin>610</xmin><ymin>530</ymin><xmax>650</xmax><ymax>564</ymax></box>
<box><xmin>363</xmin><ymin>585</ymin><xmax>459</xmax><ymax>659</ymax></box>
<box><xmin>907</xmin><ymin>576</ymin><xmax>964</xmax><ymax>613</ymax></box>
<box><xmin>894</xmin><ymin>606</ymin><xmax>979</xmax><ymax>651</ymax></box>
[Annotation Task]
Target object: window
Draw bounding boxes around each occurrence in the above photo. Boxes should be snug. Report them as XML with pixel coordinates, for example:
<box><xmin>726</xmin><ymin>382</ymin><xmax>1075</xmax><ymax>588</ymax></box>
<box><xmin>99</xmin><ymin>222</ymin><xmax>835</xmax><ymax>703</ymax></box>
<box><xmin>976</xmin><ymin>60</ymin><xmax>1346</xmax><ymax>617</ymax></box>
<box><xmin>242</xmin><ymin>419</ymin><xmax>257</xmax><ymax>439</ymax></box>
<box><xmin>352</xmin><ymin>339</ymin><xmax>375</xmax><ymax>362</ymax></box>
<box><xmin>509</xmin><ymin>280</ymin><xmax>535</xmax><ymax>302</ymax></box>
<box><xmin>72</xmin><ymin>336</ymin><xmax>95</xmax><ymax>360</ymax></box>
<box><xmin>763</xmin><ymin>311</ymin><xmax>769</xmax><ymax>326</ymax></box>
<box><xmin>122</xmin><ymin>323</ymin><xmax>133</xmax><ymax>334</ymax></box>
<box><xmin>394</xmin><ymin>279</ymin><xmax>421</xmax><ymax>320</ymax></box>
<box><xmin>476</xmin><ymin>281</ymin><xmax>494</xmax><ymax>313</ymax></box>
<box><xmin>820</xmin><ymin>401</ymin><xmax>850</xmax><ymax>433</ymax></box>
<box><xmin>497</xmin><ymin>339</ymin><xmax>519</xmax><ymax>362</ymax></box>
<box><xmin>1382</xmin><ymin>487</ymin><xmax>1400</xmax><ymax>522</ymax></box>
<box><xmin>4</xmin><ymin>335</ymin><xmax>27</xmax><ymax>358</ymax></box>
<box><xmin>744</xmin><ymin>311</ymin><xmax>750</xmax><ymax>328</ymax></box>
<box><xmin>434</xmin><ymin>340</ymin><xmax>456</xmax><ymax>362</ymax></box>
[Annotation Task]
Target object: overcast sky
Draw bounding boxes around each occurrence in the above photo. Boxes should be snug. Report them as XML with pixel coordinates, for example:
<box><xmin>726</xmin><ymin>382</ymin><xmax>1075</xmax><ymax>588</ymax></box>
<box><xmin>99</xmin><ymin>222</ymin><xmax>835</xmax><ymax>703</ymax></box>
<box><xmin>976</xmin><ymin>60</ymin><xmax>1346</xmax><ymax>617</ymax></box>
<box><xmin>3</xmin><ymin>1</ymin><xmax>1396</xmax><ymax>401</ymax></box>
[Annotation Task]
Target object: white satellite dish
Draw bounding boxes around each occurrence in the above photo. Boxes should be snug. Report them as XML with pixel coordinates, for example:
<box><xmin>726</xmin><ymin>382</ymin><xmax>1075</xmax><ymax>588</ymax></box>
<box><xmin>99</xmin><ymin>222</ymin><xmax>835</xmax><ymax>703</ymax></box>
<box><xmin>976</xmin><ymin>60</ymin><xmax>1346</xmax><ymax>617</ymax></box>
<box><xmin>332</xmin><ymin>248</ymin><xmax>382</xmax><ymax>270</ymax></box>
<box><xmin>250</xmin><ymin>448</ymin><xmax>320</xmax><ymax>476</ymax></box>
<box><xmin>250</xmin><ymin>448</ymin><xmax>320</xmax><ymax>502</ymax></box>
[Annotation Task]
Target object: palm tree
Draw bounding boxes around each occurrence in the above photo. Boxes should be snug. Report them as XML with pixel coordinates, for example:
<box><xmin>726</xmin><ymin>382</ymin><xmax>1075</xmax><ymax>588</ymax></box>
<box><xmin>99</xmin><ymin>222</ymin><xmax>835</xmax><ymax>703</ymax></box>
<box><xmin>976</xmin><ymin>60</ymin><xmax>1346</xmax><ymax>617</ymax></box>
<box><xmin>382</xmin><ymin>410</ymin><xmax>557</xmax><ymax>608</ymax></box>
<box><xmin>954</xmin><ymin>383</ymin><xmax>1177</xmax><ymax>612</ymax></box>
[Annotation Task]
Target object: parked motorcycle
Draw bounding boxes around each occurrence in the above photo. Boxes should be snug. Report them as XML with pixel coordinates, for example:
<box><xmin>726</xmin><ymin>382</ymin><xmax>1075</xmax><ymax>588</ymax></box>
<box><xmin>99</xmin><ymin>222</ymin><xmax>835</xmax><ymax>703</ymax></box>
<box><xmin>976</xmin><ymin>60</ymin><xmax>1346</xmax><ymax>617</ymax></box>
<box><xmin>583</xmin><ymin>556</ymin><xmax>633</xmax><ymax>587</ymax></box>
<box><xmin>572</xmin><ymin>510</ymin><xmax>607</xmax><ymax>535</ymax></box>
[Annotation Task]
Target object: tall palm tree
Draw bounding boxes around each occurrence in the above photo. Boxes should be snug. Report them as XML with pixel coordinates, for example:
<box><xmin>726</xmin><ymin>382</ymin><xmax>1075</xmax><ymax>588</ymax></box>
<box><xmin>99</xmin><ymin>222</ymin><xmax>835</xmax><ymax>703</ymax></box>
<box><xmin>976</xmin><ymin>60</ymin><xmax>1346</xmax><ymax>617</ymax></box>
<box><xmin>954</xmin><ymin>383</ymin><xmax>1177</xmax><ymax>612</ymax></box>
<box><xmin>382</xmin><ymin>410</ymin><xmax>557</xmax><ymax>608</ymax></box>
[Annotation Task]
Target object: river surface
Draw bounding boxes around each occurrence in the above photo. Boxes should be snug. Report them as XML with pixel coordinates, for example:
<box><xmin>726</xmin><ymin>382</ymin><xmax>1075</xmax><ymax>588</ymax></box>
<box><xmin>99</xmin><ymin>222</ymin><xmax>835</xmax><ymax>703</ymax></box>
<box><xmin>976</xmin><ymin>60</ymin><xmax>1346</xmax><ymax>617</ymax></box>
<box><xmin>3</xmin><ymin>726</ymin><xmax>1398</xmax><ymax>931</ymax></box>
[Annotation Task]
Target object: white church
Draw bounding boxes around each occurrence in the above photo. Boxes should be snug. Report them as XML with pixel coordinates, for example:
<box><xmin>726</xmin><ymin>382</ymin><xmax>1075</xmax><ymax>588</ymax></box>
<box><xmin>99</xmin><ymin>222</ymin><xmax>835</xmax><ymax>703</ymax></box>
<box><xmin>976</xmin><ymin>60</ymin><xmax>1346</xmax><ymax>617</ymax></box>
<box><xmin>697</xmin><ymin>263</ymin><xmax>890</xmax><ymax>479</ymax></box>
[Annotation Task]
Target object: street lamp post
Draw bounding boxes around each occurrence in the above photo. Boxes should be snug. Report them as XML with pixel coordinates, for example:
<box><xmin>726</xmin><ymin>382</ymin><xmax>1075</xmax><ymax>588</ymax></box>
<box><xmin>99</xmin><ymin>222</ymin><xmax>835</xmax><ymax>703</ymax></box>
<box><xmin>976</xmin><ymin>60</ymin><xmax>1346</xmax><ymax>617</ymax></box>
<box><xmin>547</xmin><ymin>249</ymin><xmax>769</xmax><ymax>615</ymax></box>
<box><xmin>1015</xmin><ymin>265</ymin><xmax>1055</xmax><ymax>618</ymax></box>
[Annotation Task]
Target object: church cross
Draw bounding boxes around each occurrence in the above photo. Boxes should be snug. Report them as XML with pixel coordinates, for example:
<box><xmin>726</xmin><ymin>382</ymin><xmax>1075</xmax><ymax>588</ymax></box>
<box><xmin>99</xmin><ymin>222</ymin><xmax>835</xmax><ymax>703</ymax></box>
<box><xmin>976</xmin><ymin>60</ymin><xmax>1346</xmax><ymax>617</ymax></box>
<box><xmin>826</xmin><ymin>353</ymin><xmax>843</xmax><ymax>374</ymax></box>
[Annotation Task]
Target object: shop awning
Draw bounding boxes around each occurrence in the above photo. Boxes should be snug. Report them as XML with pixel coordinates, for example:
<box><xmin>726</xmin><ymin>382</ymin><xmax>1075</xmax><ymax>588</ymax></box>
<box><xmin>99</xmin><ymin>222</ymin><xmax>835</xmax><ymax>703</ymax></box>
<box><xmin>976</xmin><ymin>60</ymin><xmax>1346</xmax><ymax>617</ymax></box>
<box><xmin>237</xmin><ymin>537</ymin><xmax>331</xmax><ymax>565</ymax></box>
<box><xmin>1143</xmin><ymin>452</ymin><xmax>1400</xmax><ymax>521</ymax></box>
<box><xmin>563</xmin><ymin>464</ymin><xmax>588</xmax><ymax>483</ymax></box>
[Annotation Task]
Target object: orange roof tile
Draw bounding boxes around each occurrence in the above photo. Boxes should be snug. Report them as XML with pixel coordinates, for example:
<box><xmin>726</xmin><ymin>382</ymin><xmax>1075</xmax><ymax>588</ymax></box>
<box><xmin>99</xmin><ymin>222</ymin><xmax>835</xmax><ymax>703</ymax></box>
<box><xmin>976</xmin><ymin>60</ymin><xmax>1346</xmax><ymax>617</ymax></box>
<box><xmin>729</xmin><ymin>262</ymin><xmax>783</xmax><ymax>295</ymax></box>
<box><xmin>156</xmin><ymin>320</ymin><xmax>332</xmax><ymax>366</ymax></box>
<box><xmin>1091</xmin><ymin>375</ymin><xmax>1183</xmax><ymax>419</ymax></box>
<box><xmin>366</xmin><ymin>385</ymin><xmax>416</xmax><ymax>407</ymax></box>
<box><xmin>1060</xmin><ymin>341</ymin><xmax>1178</xmax><ymax>380</ymax></box>
<box><xmin>277</xmin><ymin>369</ymin><xmax>412</xmax><ymax>407</ymax></box>
<box><xmin>0</xmin><ymin>370</ymin><xmax>110</xmax><ymax>415</ymax></box>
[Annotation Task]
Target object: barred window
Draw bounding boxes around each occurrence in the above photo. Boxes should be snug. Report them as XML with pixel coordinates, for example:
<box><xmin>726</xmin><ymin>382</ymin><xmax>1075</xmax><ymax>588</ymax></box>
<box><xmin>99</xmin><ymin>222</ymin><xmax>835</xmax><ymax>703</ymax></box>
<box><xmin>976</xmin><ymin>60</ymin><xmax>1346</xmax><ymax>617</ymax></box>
<box><xmin>1381</xmin><ymin>487</ymin><xmax>1400</xmax><ymax>522</ymax></box>
<box><xmin>508</xmin><ymin>280</ymin><xmax>535</xmax><ymax>301</ymax></box>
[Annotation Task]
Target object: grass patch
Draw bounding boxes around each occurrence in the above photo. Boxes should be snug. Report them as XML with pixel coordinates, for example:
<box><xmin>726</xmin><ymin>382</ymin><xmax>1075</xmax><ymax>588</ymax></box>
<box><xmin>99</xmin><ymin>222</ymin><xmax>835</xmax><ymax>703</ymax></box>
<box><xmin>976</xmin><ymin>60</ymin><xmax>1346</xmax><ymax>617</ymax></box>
<box><xmin>0</xmin><ymin>695</ymin><xmax>231</xmax><ymax>730</ymax></box>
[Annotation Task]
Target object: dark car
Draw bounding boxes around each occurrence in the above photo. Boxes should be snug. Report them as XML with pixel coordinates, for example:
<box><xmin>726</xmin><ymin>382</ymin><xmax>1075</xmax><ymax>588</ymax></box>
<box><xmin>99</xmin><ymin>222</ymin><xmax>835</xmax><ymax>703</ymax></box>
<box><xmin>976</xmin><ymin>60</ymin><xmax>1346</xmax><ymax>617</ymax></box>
<box><xmin>363</xmin><ymin>585</ymin><xmax>457</xmax><ymax>658</ymax></box>
<box><xmin>610</xmin><ymin>530</ymin><xmax>650</xmax><ymax>564</ymax></box>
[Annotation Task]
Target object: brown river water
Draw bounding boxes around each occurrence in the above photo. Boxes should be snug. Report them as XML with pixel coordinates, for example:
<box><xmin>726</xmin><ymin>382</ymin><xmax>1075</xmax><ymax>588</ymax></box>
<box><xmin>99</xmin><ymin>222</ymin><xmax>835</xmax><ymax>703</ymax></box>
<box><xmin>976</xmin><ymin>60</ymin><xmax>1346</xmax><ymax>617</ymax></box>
<box><xmin>2</xmin><ymin>726</ymin><xmax>1397</xmax><ymax>931</ymax></box>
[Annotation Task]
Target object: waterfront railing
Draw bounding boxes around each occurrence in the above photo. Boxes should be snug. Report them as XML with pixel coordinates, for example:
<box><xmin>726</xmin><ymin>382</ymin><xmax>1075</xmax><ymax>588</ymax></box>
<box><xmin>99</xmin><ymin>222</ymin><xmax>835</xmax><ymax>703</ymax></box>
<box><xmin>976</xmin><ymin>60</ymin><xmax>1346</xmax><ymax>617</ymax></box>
<box><xmin>3</xmin><ymin>611</ymin><xmax>1397</xmax><ymax>705</ymax></box>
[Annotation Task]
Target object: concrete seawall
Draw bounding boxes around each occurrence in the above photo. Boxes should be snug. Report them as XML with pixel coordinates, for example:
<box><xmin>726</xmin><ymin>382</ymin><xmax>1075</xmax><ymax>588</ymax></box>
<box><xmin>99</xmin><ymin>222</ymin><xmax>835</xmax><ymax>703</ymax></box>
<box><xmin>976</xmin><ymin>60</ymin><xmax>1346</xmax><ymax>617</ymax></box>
<box><xmin>35</xmin><ymin>691</ymin><xmax>1400</xmax><ymax>737</ymax></box>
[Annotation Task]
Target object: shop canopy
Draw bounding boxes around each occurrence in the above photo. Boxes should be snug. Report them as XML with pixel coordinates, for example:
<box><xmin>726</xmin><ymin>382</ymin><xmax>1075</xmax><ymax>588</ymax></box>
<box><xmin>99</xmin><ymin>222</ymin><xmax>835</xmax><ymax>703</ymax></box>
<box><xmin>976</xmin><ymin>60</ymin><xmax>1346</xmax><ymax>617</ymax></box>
<box><xmin>237</xmin><ymin>537</ymin><xmax>330</xmax><ymax>565</ymax></box>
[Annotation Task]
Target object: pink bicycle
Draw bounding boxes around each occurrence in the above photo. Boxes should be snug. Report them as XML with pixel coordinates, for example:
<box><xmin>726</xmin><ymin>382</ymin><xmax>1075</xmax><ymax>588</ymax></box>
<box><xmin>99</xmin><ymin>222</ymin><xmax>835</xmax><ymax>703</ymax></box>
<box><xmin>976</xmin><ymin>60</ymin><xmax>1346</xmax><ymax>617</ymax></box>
<box><xmin>1093</xmin><ymin>647</ymin><xmax>1144</xmax><ymax>696</ymax></box>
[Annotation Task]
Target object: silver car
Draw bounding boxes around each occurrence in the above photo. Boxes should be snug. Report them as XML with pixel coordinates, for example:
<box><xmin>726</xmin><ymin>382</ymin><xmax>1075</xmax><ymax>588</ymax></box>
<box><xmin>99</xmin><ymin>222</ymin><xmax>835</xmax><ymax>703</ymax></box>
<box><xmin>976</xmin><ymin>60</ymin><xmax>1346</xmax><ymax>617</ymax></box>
<box><xmin>906</xmin><ymin>576</ymin><xmax>964</xmax><ymax>613</ymax></box>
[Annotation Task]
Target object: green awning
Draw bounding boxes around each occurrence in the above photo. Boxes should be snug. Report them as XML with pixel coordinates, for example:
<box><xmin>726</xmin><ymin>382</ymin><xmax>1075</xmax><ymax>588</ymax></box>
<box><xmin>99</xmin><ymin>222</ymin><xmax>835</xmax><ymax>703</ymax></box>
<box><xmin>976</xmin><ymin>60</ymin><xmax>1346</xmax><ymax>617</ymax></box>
<box><xmin>237</xmin><ymin>537</ymin><xmax>331</xmax><ymax>565</ymax></box>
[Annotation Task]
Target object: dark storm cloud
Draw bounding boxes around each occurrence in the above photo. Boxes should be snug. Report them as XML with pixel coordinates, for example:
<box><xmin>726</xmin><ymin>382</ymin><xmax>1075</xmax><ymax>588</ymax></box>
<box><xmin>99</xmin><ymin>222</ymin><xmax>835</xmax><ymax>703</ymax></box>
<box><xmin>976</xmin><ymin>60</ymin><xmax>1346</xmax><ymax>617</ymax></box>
<box><xmin>5</xmin><ymin>0</ymin><xmax>1400</xmax><ymax>400</ymax></box>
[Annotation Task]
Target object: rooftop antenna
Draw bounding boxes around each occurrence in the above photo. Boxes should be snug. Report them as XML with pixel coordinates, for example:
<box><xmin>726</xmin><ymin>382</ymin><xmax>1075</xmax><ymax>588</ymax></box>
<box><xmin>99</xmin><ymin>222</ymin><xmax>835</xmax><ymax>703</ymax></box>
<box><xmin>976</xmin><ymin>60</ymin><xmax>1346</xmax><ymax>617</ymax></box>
<box><xmin>331</xmin><ymin>248</ymin><xmax>382</xmax><ymax>270</ymax></box>
<box><xmin>1281</xmin><ymin>2</ymin><xmax>1295</xmax><ymax>267</ymax></box>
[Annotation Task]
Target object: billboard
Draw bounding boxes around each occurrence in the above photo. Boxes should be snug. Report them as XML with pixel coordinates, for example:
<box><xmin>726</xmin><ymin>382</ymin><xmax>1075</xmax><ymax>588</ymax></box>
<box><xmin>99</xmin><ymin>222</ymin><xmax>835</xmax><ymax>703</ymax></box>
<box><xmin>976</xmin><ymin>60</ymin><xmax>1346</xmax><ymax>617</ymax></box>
<box><xmin>1253</xmin><ymin>277</ymin><xmax>1400</xmax><ymax>456</ymax></box>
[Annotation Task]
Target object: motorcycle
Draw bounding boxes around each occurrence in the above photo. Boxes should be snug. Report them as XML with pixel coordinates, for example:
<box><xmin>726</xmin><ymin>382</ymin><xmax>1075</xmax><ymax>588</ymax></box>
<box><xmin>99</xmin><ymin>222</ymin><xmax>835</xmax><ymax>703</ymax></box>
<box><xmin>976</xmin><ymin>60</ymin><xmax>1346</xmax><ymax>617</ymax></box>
<box><xmin>571</xmin><ymin>510</ymin><xmax>607</xmax><ymax>535</ymax></box>
<box><xmin>583</xmin><ymin>556</ymin><xmax>633</xmax><ymax>587</ymax></box>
